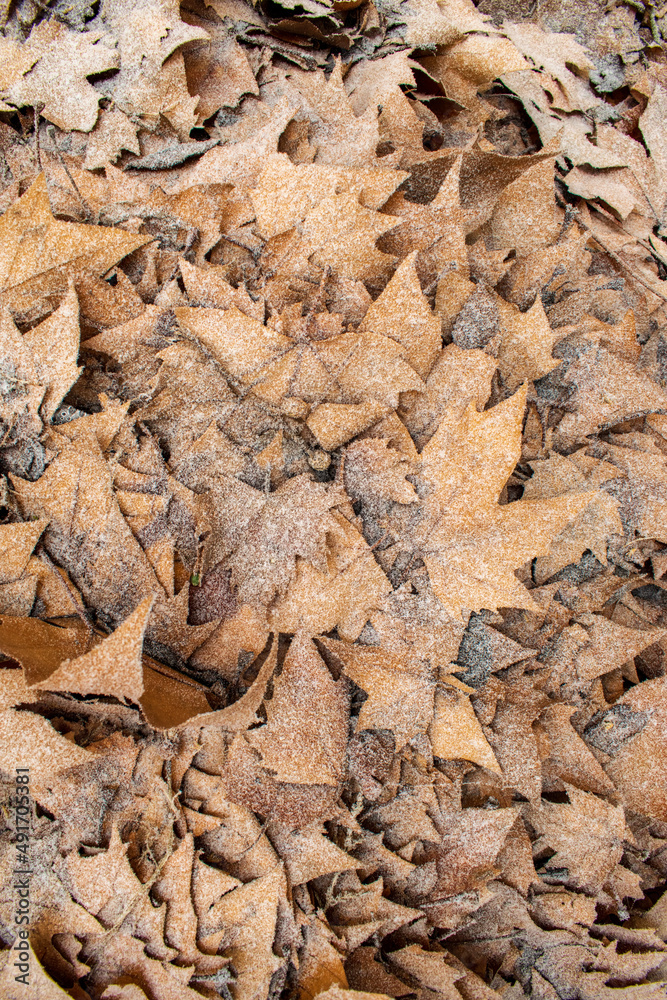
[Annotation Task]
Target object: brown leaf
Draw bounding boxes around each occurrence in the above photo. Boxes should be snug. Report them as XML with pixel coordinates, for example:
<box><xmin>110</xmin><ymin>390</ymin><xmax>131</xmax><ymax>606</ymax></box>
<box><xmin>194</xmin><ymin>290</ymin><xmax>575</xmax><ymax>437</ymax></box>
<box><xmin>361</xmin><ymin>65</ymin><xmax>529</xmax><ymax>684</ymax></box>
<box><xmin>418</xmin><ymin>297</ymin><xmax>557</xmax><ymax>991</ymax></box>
<box><xmin>0</xmin><ymin>175</ymin><xmax>147</xmax><ymax>315</ymax></box>
<box><xmin>247</xmin><ymin>634</ymin><xmax>348</xmax><ymax>786</ymax></box>
<box><xmin>34</xmin><ymin>597</ymin><xmax>153</xmax><ymax>702</ymax></box>
<box><xmin>0</xmin><ymin>518</ymin><xmax>48</xmax><ymax>584</ymax></box>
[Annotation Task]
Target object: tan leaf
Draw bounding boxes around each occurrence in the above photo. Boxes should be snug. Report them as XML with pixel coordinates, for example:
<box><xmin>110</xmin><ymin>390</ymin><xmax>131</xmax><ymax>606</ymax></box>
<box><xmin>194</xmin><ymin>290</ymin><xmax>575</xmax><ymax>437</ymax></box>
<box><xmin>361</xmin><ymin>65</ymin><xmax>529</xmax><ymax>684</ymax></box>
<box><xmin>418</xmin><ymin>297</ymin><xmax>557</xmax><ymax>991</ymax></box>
<box><xmin>0</xmin><ymin>941</ymin><xmax>74</xmax><ymax>998</ymax></box>
<box><xmin>268</xmin><ymin>511</ymin><xmax>391</xmax><ymax>641</ymax></box>
<box><xmin>34</xmin><ymin>597</ymin><xmax>153</xmax><ymax>702</ymax></box>
<box><xmin>267</xmin><ymin>821</ymin><xmax>357</xmax><ymax>885</ymax></box>
<box><xmin>0</xmin><ymin>707</ymin><xmax>90</xmax><ymax>783</ymax></box>
<box><xmin>495</xmin><ymin>294</ymin><xmax>561</xmax><ymax>389</ymax></box>
<box><xmin>198</xmin><ymin>866</ymin><xmax>286</xmax><ymax>1000</ymax></box>
<box><xmin>22</xmin><ymin>281</ymin><xmax>81</xmax><ymax>422</ymax></box>
<box><xmin>83</xmin><ymin>109</ymin><xmax>141</xmax><ymax>170</ymax></box>
<box><xmin>528</xmin><ymin>784</ymin><xmax>627</xmax><ymax>893</ymax></box>
<box><xmin>246</xmin><ymin>634</ymin><xmax>348</xmax><ymax>786</ymax></box>
<box><xmin>603</xmin><ymin>676</ymin><xmax>667</xmax><ymax>822</ymax></box>
<box><xmin>417</xmin><ymin>384</ymin><xmax>593</xmax><ymax>615</ymax></box>
<box><xmin>429</xmin><ymin>686</ymin><xmax>500</xmax><ymax>773</ymax></box>
<box><xmin>490</xmin><ymin>158</ymin><xmax>559</xmax><ymax>251</ymax></box>
<box><xmin>322</xmin><ymin>637</ymin><xmax>435</xmax><ymax>749</ymax></box>
<box><xmin>12</xmin><ymin>433</ymin><xmax>160</xmax><ymax>624</ymax></box>
<box><xmin>4</xmin><ymin>20</ymin><xmax>118</xmax><ymax>132</ymax></box>
<box><xmin>101</xmin><ymin>0</ymin><xmax>208</xmax><ymax>138</ymax></box>
<box><xmin>0</xmin><ymin>174</ymin><xmax>147</xmax><ymax>315</ymax></box>
<box><xmin>358</xmin><ymin>252</ymin><xmax>441</xmax><ymax>378</ymax></box>
<box><xmin>0</xmin><ymin>518</ymin><xmax>48</xmax><ymax>584</ymax></box>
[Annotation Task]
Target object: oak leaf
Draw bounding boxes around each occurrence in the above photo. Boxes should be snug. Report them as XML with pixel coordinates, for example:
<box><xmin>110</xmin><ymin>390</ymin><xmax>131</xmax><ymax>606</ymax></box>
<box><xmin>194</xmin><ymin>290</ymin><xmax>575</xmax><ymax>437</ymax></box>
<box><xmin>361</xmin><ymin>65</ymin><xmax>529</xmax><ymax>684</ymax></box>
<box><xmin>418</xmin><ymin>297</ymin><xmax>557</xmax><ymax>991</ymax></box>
<box><xmin>2</xmin><ymin>20</ymin><xmax>118</xmax><ymax>132</ymax></box>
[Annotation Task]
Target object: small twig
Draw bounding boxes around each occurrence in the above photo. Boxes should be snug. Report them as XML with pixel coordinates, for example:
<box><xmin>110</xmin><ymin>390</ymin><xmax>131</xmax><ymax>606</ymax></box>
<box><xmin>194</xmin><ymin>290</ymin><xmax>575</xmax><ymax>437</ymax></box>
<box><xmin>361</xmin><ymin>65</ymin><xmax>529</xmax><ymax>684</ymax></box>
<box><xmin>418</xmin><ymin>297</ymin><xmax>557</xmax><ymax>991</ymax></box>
<box><xmin>34</xmin><ymin>106</ymin><xmax>42</xmax><ymax>173</ymax></box>
<box><xmin>45</xmin><ymin>125</ymin><xmax>94</xmax><ymax>222</ymax></box>
<box><xmin>574</xmin><ymin>209</ymin><xmax>667</xmax><ymax>303</ymax></box>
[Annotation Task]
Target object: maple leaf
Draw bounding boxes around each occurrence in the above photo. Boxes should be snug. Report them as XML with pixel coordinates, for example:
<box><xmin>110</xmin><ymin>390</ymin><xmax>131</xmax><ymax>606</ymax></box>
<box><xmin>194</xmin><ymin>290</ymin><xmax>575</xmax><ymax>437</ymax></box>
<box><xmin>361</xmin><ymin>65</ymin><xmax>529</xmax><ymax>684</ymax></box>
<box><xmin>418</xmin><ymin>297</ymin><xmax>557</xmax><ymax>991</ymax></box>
<box><xmin>83</xmin><ymin>109</ymin><xmax>142</xmax><ymax>171</ymax></box>
<box><xmin>358</xmin><ymin>252</ymin><xmax>442</xmax><ymax>378</ymax></box>
<box><xmin>1</xmin><ymin>6</ymin><xmax>667</xmax><ymax>995</ymax></box>
<box><xmin>287</xmin><ymin>61</ymin><xmax>381</xmax><ymax>168</ymax></box>
<box><xmin>522</xmin><ymin>449</ymin><xmax>623</xmax><ymax>584</ymax></box>
<box><xmin>380</xmin><ymin>157</ymin><xmax>468</xmax><ymax>284</ymax></box>
<box><xmin>601</xmin><ymin>675</ymin><xmax>667</xmax><ymax>822</ymax></box>
<box><xmin>344</xmin><ymin>438</ymin><xmax>418</xmax><ymax>508</ymax></box>
<box><xmin>249</xmin><ymin>153</ymin><xmax>404</xmax><ymax>241</ymax></box>
<box><xmin>183</xmin><ymin>22</ymin><xmax>259</xmax><ymax>123</ymax></box>
<box><xmin>171</xmin><ymin>98</ymin><xmax>296</xmax><ymax>190</ymax></box>
<box><xmin>430</xmin><ymin>683</ymin><xmax>501</xmax><ymax>773</ymax></box>
<box><xmin>0</xmin><ymin>706</ymin><xmax>91</xmax><ymax>789</ymax></box>
<box><xmin>405</xmin><ymin>383</ymin><xmax>594</xmax><ymax>615</ymax></box>
<box><xmin>540</xmin><ymin>612</ymin><xmax>667</xmax><ymax>690</ymax></box>
<box><xmin>322</xmin><ymin>636</ymin><xmax>436</xmax><ymax>749</ymax></box>
<box><xmin>267</xmin><ymin>509</ymin><xmax>391</xmax><ymax>641</ymax></box>
<box><xmin>202</xmin><ymin>474</ymin><xmax>334</xmax><ymax>606</ymax></box>
<box><xmin>528</xmin><ymin>784</ymin><xmax>627</xmax><ymax>894</ymax></box>
<box><xmin>554</xmin><ymin>342</ymin><xmax>667</xmax><ymax>447</ymax></box>
<box><xmin>0</xmin><ymin>518</ymin><xmax>48</xmax><ymax>584</ymax></box>
<box><xmin>267</xmin><ymin>821</ymin><xmax>356</xmax><ymax>885</ymax></box>
<box><xmin>175</xmin><ymin>298</ymin><xmax>423</xmax><ymax>446</ymax></box>
<box><xmin>33</xmin><ymin>597</ymin><xmax>153</xmax><ymax>703</ymax></box>
<box><xmin>22</xmin><ymin>280</ymin><xmax>82</xmax><ymax>422</ymax></box>
<box><xmin>602</xmin><ymin>435</ymin><xmax>667</xmax><ymax>545</ymax></box>
<box><xmin>199</xmin><ymin>867</ymin><xmax>286</xmax><ymax>1000</ymax></box>
<box><xmin>0</xmin><ymin>175</ymin><xmax>147</xmax><ymax>316</ymax></box>
<box><xmin>495</xmin><ymin>294</ymin><xmax>562</xmax><ymax>390</ymax></box>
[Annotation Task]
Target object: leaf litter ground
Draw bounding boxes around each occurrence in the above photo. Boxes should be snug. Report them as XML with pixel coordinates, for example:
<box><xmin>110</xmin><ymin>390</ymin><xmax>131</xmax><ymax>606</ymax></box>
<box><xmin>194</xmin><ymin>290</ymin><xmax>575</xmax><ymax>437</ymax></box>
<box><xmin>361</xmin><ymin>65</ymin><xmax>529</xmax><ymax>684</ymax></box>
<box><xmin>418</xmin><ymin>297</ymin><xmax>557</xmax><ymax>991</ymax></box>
<box><xmin>1</xmin><ymin>0</ymin><xmax>667</xmax><ymax>998</ymax></box>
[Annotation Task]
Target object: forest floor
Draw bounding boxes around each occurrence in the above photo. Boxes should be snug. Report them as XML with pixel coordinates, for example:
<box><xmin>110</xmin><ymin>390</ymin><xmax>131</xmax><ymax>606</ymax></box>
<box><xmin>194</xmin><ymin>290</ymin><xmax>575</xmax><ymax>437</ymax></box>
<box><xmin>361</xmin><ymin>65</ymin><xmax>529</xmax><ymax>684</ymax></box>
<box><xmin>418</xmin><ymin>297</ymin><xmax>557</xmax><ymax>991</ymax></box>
<box><xmin>0</xmin><ymin>0</ymin><xmax>667</xmax><ymax>998</ymax></box>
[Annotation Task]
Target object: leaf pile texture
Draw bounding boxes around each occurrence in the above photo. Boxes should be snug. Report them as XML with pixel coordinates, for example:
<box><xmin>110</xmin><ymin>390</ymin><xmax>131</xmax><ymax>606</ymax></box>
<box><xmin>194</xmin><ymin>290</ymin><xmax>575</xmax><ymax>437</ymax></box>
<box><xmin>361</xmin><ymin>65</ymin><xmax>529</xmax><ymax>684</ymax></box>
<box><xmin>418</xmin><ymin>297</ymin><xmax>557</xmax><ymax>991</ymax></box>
<box><xmin>1</xmin><ymin>1</ymin><xmax>667</xmax><ymax>999</ymax></box>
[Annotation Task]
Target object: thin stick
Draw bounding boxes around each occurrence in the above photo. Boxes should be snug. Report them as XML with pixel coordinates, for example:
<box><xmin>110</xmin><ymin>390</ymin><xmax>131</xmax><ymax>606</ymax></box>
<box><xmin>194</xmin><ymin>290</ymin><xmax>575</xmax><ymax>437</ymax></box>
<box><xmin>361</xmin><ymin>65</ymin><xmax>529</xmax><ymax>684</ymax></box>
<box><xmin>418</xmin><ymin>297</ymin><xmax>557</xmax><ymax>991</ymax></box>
<box><xmin>46</xmin><ymin>125</ymin><xmax>94</xmax><ymax>222</ymax></box>
<box><xmin>33</xmin><ymin>106</ymin><xmax>42</xmax><ymax>172</ymax></box>
<box><xmin>575</xmin><ymin>210</ymin><xmax>667</xmax><ymax>304</ymax></box>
